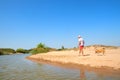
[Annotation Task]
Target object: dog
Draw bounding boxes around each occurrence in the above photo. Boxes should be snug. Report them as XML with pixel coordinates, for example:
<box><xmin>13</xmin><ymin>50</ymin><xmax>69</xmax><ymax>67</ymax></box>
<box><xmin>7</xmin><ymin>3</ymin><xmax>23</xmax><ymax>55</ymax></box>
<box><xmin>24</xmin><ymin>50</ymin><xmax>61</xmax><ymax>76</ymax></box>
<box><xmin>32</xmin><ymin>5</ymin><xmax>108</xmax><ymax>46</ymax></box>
<box><xmin>95</xmin><ymin>47</ymin><xmax>105</xmax><ymax>55</ymax></box>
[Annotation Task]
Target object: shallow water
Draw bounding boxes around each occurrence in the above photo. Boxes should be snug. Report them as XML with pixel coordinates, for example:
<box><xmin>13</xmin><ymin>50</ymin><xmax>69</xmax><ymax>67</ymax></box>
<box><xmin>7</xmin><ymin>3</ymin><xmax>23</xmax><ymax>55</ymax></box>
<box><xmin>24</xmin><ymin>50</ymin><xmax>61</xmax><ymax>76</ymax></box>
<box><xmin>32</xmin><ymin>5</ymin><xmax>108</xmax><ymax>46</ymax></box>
<box><xmin>0</xmin><ymin>54</ymin><xmax>120</xmax><ymax>80</ymax></box>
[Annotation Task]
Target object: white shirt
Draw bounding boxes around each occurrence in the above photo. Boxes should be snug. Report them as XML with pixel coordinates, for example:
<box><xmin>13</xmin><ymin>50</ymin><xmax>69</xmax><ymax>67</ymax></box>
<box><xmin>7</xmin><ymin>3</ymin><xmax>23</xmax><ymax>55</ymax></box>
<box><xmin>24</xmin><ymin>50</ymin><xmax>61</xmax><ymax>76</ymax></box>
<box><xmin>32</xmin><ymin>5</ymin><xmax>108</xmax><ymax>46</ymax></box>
<box><xmin>78</xmin><ymin>37</ymin><xmax>84</xmax><ymax>46</ymax></box>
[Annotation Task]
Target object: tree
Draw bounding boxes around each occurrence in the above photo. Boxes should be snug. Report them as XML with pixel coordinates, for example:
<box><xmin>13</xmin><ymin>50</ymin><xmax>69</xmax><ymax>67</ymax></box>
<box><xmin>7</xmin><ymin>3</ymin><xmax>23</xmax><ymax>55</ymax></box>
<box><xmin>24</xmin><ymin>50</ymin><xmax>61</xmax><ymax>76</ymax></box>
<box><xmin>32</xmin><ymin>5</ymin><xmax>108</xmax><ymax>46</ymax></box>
<box><xmin>31</xmin><ymin>43</ymin><xmax>49</xmax><ymax>55</ymax></box>
<box><xmin>37</xmin><ymin>43</ymin><xmax>45</xmax><ymax>48</ymax></box>
<box><xmin>61</xmin><ymin>46</ymin><xmax>65</xmax><ymax>50</ymax></box>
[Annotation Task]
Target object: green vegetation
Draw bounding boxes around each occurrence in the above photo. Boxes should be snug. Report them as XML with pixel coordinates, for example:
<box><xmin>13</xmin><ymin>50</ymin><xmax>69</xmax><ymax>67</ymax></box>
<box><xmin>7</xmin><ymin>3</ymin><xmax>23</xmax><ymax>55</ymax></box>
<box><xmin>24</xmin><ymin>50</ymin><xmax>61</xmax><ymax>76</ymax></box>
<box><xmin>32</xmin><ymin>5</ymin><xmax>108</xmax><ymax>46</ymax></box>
<box><xmin>0</xmin><ymin>48</ymin><xmax>16</xmax><ymax>55</ymax></box>
<box><xmin>16</xmin><ymin>48</ymin><xmax>30</xmax><ymax>53</ymax></box>
<box><xmin>0</xmin><ymin>48</ymin><xmax>31</xmax><ymax>55</ymax></box>
<box><xmin>61</xmin><ymin>46</ymin><xmax>65</xmax><ymax>50</ymax></box>
<box><xmin>57</xmin><ymin>46</ymin><xmax>67</xmax><ymax>51</ymax></box>
<box><xmin>0</xmin><ymin>43</ymin><xmax>55</xmax><ymax>55</ymax></box>
<box><xmin>0</xmin><ymin>50</ymin><xmax>4</xmax><ymax>55</ymax></box>
<box><xmin>31</xmin><ymin>43</ymin><xmax>50</xmax><ymax>55</ymax></box>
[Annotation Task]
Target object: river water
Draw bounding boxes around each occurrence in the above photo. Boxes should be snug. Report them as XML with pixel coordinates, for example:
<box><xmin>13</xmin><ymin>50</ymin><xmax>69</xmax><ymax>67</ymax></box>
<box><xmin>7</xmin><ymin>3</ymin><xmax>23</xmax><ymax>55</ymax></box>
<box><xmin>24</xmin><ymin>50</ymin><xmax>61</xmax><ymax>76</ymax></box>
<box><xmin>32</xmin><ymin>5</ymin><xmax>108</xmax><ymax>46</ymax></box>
<box><xmin>0</xmin><ymin>54</ymin><xmax>120</xmax><ymax>80</ymax></box>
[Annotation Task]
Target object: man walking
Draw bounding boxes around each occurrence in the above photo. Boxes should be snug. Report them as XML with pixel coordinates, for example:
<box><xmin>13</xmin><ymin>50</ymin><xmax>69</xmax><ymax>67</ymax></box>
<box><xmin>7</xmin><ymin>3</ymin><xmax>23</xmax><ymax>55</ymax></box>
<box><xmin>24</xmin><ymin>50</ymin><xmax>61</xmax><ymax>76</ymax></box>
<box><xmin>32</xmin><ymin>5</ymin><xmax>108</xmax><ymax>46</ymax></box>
<box><xmin>78</xmin><ymin>35</ymin><xmax>85</xmax><ymax>56</ymax></box>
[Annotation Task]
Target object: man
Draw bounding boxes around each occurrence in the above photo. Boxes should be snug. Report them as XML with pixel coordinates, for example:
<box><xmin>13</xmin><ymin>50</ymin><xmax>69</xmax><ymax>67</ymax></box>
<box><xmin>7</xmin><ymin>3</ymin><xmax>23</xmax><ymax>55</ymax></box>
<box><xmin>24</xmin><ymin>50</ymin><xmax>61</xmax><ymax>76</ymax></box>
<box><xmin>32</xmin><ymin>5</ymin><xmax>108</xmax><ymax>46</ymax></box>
<box><xmin>78</xmin><ymin>35</ymin><xmax>84</xmax><ymax>56</ymax></box>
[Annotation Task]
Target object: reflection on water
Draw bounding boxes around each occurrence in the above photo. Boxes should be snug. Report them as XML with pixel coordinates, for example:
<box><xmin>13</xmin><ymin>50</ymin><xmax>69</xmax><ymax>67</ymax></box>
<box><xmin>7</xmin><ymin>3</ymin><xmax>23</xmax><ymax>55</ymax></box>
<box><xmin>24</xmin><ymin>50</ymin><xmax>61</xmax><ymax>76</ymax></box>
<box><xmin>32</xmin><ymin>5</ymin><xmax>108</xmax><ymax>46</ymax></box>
<box><xmin>0</xmin><ymin>54</ymin><xmax>120</xmax><ymax>80</ymax></box>
<box><xmin>80</xmin><ymin>68</ymin><xmax>86</xmax><ymax>80</ymax></box>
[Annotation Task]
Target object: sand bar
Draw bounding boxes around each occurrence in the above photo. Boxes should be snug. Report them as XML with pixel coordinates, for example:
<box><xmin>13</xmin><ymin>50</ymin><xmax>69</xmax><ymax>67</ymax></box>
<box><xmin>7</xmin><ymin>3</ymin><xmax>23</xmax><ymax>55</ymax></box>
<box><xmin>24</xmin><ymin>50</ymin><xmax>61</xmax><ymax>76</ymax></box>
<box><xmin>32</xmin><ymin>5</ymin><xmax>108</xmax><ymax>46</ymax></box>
<box><xmin>27</xmin><ymin>48</ymin><xmax>120</xmax><ymax>71</ymax></box>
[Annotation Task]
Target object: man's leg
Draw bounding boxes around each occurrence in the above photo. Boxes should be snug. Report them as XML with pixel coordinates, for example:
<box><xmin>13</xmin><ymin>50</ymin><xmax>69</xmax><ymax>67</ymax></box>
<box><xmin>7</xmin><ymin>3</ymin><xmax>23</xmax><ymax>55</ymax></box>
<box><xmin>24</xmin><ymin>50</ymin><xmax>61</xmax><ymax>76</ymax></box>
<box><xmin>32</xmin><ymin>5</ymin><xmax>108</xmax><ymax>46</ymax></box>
<box><xmin>81</xmin><ymin>48</ymin><xmax>84</xmax><ymax>55</ymax></box>
<box><xmin>79</xmin><ymin>46</ymin><xmax>81</xmax><ymax>55</ymax></box>
<box><xmin>79</xmin><ymin>49</ymin><xmax>80</xmax><ymax>55</ymax></box>
<box><xmin>81</xmin><ymin>46</ymin><xmax>84</xmax><ymax>55</ymax></box>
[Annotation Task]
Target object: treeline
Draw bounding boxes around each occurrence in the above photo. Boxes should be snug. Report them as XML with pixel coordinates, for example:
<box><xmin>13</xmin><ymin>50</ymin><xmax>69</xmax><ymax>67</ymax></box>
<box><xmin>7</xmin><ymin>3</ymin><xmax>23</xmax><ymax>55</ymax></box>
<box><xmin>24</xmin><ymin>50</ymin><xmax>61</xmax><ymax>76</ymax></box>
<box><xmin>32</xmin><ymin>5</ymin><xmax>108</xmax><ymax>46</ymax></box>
<box><xmin>0</xmin><ymin>48</ymin><xmax>31</xmax><ymax>55</ymax></box>
<box><xmin>0</xmin><ymin>48</ymin><xmax>15</xmax><ymax>55</ymax></box>
<box><xmin>0</xmin><ymin>43</ymin><xmax>68</xmax><ymax>55</ymax></box>
<box><xmin>0</xmin><ymin>43</ymin><xmax>56</xmax><ymax>55</ymax></box>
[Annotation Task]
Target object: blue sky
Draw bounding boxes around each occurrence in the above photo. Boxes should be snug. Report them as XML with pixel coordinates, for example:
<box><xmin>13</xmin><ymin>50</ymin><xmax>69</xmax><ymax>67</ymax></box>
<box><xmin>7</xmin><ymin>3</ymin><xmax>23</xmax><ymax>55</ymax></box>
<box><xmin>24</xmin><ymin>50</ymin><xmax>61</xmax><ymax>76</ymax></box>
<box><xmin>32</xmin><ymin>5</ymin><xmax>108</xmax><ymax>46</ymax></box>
<box><xmin>0</xmin><ymin>0</ymin><xmax>120</xmax><ymax>49</ymax></box>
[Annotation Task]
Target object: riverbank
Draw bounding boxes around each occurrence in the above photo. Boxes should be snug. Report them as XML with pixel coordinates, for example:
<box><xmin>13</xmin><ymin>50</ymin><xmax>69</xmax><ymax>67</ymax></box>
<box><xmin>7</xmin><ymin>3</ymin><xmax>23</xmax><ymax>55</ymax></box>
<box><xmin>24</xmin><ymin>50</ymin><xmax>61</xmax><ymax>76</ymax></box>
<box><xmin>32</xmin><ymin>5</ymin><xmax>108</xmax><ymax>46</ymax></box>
<box><xmin>27</xmin><ymin>48</ymin><xmax>120</xmax><ymax>71</ymax></box>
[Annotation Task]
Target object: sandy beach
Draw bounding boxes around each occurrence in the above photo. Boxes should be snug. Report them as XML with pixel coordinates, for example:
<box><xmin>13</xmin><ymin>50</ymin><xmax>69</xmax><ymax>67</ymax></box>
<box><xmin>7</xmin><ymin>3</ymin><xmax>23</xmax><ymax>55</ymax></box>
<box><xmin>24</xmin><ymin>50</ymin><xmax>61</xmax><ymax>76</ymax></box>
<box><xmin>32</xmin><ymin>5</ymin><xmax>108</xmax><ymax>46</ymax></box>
<box><xmin>27</xmin><ymin>47</ymin><xmax>120</xmax><ymax>71</ymax></box>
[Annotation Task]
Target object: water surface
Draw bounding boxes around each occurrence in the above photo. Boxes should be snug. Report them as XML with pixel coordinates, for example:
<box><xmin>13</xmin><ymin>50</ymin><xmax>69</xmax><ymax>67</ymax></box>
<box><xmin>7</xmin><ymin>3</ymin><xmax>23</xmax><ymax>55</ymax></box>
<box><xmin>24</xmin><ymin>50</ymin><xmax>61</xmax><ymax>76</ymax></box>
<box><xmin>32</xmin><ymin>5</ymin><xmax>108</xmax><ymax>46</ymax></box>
<box><xmin>0</xmin><ymin>54</ymin><xmax>120</xmax><ymax>80</ymax></box>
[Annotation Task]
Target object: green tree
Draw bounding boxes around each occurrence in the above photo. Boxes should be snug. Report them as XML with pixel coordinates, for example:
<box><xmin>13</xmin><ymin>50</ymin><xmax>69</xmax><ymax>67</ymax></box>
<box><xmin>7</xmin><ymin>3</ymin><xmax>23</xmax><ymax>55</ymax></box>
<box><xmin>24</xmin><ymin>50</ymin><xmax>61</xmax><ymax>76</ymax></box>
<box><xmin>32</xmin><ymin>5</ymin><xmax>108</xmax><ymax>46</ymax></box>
<box><xmin>37</xmin><ymin>43</ymin><xmax>46</xmax><ymax>48</ymax></box>
<box><xmin>31</xmin><ymin>43</ymin><xmax>49</xmax><ymax>55</ymax></box>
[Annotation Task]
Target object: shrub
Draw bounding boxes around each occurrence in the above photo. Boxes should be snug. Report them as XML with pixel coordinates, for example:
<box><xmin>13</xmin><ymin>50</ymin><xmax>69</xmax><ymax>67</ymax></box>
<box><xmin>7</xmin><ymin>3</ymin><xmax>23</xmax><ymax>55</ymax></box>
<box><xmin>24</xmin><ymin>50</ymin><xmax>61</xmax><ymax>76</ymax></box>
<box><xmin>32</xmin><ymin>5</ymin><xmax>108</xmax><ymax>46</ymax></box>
<box><xmin>31</xmin><ymin>48</ymin><xmax>49</xmax><ymax>55</ymax></box>
<box><xmin>0</xmin><ymin>48</ymin><xmax>16</xmax><ymax>55</ymax></box>
<box><xmin>16</xmin><ymin>48</ymin><xmax>29</xmax><ymax>53</ymax></box>
<box><xmin>57</xmin><ymin>46</ymin><xmax>66</xmax><ymax>51</ymax></box>
<box><xmin>31</xmin><ymin>43</ymin><xmax>49</xmax><ymax>55</ymax></box>
<box><xmin>0</xmin><ymin>51</ymin><xmax>4</xmax><ymax>55</ymax></box>
<box><xmin>37</xmin><ymin>43</ymin><xmax>46</xmax><ymax>48</ymax></box>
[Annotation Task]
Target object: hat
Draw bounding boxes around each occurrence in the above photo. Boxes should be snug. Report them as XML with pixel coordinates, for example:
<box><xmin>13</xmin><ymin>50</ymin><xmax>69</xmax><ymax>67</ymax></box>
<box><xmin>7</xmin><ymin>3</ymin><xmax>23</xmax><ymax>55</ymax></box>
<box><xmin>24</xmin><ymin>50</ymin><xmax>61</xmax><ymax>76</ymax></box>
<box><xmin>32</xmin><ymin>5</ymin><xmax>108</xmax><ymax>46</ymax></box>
<box><xmin>78</xmin><ymin>35</ymin><xmax>81</xmax><ymax>38</ymax></box>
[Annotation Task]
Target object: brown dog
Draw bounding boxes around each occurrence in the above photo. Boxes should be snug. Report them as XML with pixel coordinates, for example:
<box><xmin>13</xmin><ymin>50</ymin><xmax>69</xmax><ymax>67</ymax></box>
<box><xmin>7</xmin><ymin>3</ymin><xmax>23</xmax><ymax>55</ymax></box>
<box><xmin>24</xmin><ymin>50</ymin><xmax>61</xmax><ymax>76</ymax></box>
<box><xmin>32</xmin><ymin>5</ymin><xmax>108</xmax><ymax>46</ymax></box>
<box><xmin>95</xmin><ymin>47</ymin><xmax>105</xmax><ymax>55</ymax></box>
